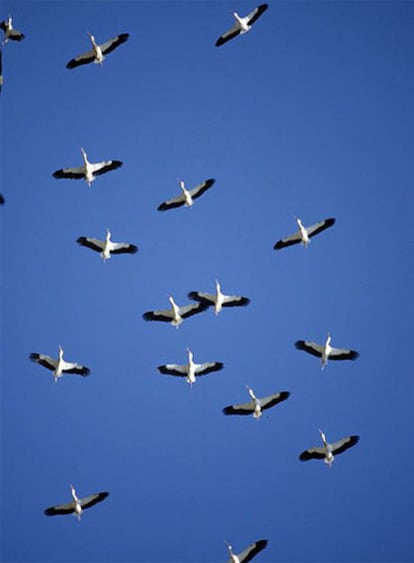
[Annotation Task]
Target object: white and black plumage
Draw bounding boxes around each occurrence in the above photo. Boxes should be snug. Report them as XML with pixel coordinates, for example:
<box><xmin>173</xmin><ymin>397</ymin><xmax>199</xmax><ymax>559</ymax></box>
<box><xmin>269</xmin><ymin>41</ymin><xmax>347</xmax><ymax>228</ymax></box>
<box><xmin>295</xmin><ymin>334</ymin><xmax>359</xmax><ymax>370</ymax></box>
<box><xmin>188</xmin><ymin>280</ymin><xmax>250</xmax><ymax>316</ymax></box>
<box><xmin>143</xmin><ymin>296</ymin><xmax>208</xmax><ymax>328</ymax></box>
<box><xmin>273</xmin><ymin>217</ymin><xmax>336</xmax><ymax>250</ymax></box>
<box><xmin>77</xmin><ymin>228</ymin><xmax>138</xmax><ymax>262</ymax></box>
<box><xmin>215</xmin><ymin>4</ymin><xmax>268</xmax><ymax>47</ymax></box>
<box><xmin>223</xmin><ymin>385</ymin><xmax>290</xmax><ymax>419</ymax></box>
<box><xmin>225</xmin><ymin>539</ymin><xmax>268</xmax><ymax>563</ymax></box>
<box><xmin>1</xmin><ymin>16</ymin><xmax>25</xmax><ymax>44</ymax></box>
<box><xmin>158</xmin><ymin>348</ymin><xmax>223</xmax><ymax>387</ymax></box>
<box><xmin>157</xmin><ymin>178</ymin><xmax>215</xmax><ymax>211</ymax></box>
<box><xmin>53</xmin><ymin>148</ymin><xmax>122</xmax><ymax>186</ymax></box>
<box><xmin>299</xmin><ymin>429</ymin><xmax>360</xmax><ymax>467</ymax></box>
<box><xmin>66</xmin><ymin>32</ymin><xmax>129</xmax><ymax>69</ymax></box>
<box><xmin>44</xmin><ymin>484</ymin><xmax>109</xmax><ymax>520</ymax></box>
<box><xmin>30</xmin><ymin>345</ymin><xmax>90</xmax><ymax>382</ymax></box>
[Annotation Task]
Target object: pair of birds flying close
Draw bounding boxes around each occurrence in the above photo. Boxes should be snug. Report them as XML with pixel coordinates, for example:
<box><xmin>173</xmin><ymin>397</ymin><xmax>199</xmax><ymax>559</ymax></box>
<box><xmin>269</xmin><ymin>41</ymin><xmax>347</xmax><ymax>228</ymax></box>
<box><xmin>143</xmin><ymin>281</ymin><xmax>250</xmax><ymax>327</ymax></box>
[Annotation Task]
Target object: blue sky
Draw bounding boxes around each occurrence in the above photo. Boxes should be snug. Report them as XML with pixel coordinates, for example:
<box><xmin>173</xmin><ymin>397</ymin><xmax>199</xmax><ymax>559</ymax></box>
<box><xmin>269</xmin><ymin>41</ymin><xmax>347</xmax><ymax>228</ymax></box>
<box><xmin>1</xmin><ymin>1</ymin><xmax>413</xmax><ymax>562</ymax></box>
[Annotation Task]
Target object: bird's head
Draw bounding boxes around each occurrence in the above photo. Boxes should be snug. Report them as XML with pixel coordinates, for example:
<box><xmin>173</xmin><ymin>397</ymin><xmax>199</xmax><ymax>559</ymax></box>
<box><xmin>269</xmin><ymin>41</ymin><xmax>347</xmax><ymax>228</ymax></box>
<box><xmin>80</xmin><ymin>147</ymin><xmax>87</xmax><ymax>160</ymax></box>
<box><xmin>87</xmin><ymin>32</ymin><xmax>95</xmax><ymax>42</ymax></box>
<box><xmin>318</xmin><ymin>428</ymin><xmax>327</xmax><ymax>442</ymax></box>
<box><xmin>224</xmin><ymin>540</ymin><xmax>233</xmax><ymax>554</ymax></box>
<box><xmin>106</xmin><ymin>228</ymin><xmax>111</xmax><ymax>239</ymax></box>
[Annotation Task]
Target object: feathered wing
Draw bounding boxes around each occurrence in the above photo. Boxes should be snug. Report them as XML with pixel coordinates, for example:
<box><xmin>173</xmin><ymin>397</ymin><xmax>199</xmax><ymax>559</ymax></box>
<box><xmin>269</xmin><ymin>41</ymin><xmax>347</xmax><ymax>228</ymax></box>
<box><xmin>260</xmin><ymin>391</ymin><xmax>290</xmax><ymax>410</ymax></box>
<box><xmin>235</xmin><ymin>539</ymin><xmax>268</xmax><ymax>563</ymax></box>
<box><xmin>188</xmin><ymin>291</ymin><xmax>216</xmax><ymax>305</ymax></box>
<box><xmin>295</xmin><ymin>340</ymin><xmax>323</xmax><ymax>358</ymax></box>
<box><xmin>157</xmin><ymin>364</ymin><xmax>188</xmax><ymax>377</ymax></box>
<box><xmin>100</xmin><ymin>33</ymin><xmax>129</xmax><ymax>55</ymax></box>
<box><xmin>79</xmin><ymin>491</ymin><xmax>109</xmax><ymax>509</ymax></box>
<box><xmin>157</xmin><ymin>193</ymin><xmax>187</xmax><ymax>211</ymax></box>
<box><xmin>223</xmin><ymin>400</ymin><xmax>256</xmax><ymax>415</ymax></box>
<box><xmin>66</xmin><ymin>49</ymin><xmax>96</xmax><ymax>69</ymax></box>
<box><xmin>44</xmin><ymin>502</ymin><xmax>75</xmax><ymax>516</ymax></box>
<box><xmin>221</xmin><ymin>295</ymin><xmax>250</xmax><ymax>308</ymax></box>
<box><xmin>331</xmin><ymin>435</ymin><xmax>360</xmax><ymax>455</ymax></box>
<box><xmin>143</xmin><ymin>309</ymin><xmax>174</xmax><ymax>322</ymax></box>
<box><xmin>247</xmin><ymin>4</ymin><xmax>269</xmax><ymax>25</ymax></box>
<box><xmin>30</xmin><ymin>353</ymin><xmax>57</xmax><ymax>371</ymax></box>
<box><xmin>328</xmin><ymin>346</ymin><xmax>359</xmax><ymax>361</ymax></box>
<box><xmin>299</xmin><ymin>446</ymin><xmax>326</xmax><ymax>461</ymax></box>
<box><xmin>53</xmin><ymin>166</ymin><xmax>86</xmax><ymax>180</ymax></box>
<box><xmin>90</xmin><ymin>160</ymin><xmax>122</xmax><ymax>176</ymax></box>
<box><xmin>110</xmin><ymin>242</ymin><xmax>138</xmax><ymax>255</ymax></box>
<box><xmin>215</xmin><ymin>22</ymin><xmax>241</xmax><ymax>47</ymax></box>
<box><xmin>188</xmin><ymin>178</ymin><xmax>216</xmax><ymax>200</ymax></box>
<box><xmin>178</xmin><ymin>302</ymin><xmax>209</xmax><ymax>319</ymax></box>
<box><xmin>77</xmin><ymin>237</ymin><xmax>105</xmax><ymax>253</ymax></box>
<box><xmin>307</xmin><ymin>217</ymin><xmax>336</xmax><ymax>238</ymax></box>
<box><xmin>63</xmin><ymin>362</ymin><xmax>90</xmax><ymax>376</ymax></box>
<box><xmin>194</xmin><ymin>362</ymin><xmax>224</xmax><ymax>376</ymax></box>
<box><xmin>273</xmin><ymin>231</ymin><xmax>302</xmax><ymax>250</ymax></box>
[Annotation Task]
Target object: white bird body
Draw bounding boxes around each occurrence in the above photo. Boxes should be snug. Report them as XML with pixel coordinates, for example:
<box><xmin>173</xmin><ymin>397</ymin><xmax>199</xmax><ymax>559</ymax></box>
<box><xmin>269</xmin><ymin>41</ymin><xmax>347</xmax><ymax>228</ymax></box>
<box><xmin>158</xmin><ymin>348</ymin><xmax>223</xmax><ymax>386</ymax></box>
<box><xmin>44</xmin><ymin>484</ymin><xmax>109</xmax><ymax>520</ymax></box>
<box><xmin>0</xmin><ymin>16</ymin><xmax>25</xmax><ymax>44</ymax></box>
<box><xmin>295</xmin><ymin>333</ymin><xmax>359</xmax><ymax>369</ymax></box>
<box><xmin>143</xmin><ymin>296</ymin><xmax>208</xmax><ymax>328</ymax></box>
<box><xmin>225</xmin><ymin>539</ymin><xmax>268</xmax><ymax>563</ymax></box>
<box><xmin>299</xmin><ymin>429</ymin><xmax>360</xmax><ymax>467</ymax></box>
<box><xmin>157</xmin><ymin>178</ymin><xmax>215</xmax><ymax>211</ymax></box>
<box><xmin>77</xmin><ymin>228</ymin><xmax>138</xmax><ymax>262</ymax></box>
<box><xmin>66</xmin><ymin>32</ymin><xmax>129</xmax><ymax>69</ymax></box>
<box><xmin>53</xmin><ymin>148</ymin><xmax>122</xmax><ymax>186</ymax></box>
<box><xmin>223</xmin><ymin>386</ymin><xmax>290</xmax><ymax>419</ymax></box>
<box><xmin>274</xmin><ymin>217</ymin><xmax>336</xmax><ymax>250</ymax></box>
<box><xmin>188</xmin><ymin>280</ymin><xmax>250</xmax><ymax>315</ymax></box>
<box><xmin>30</xmin><ymin>345</ymin><xmax>90</xmax><ymax>382</ymax></box>
<box><xmin>216</xmin><ymin>4</ymin><xmax>268</xmax><ymax>47</ymax></box>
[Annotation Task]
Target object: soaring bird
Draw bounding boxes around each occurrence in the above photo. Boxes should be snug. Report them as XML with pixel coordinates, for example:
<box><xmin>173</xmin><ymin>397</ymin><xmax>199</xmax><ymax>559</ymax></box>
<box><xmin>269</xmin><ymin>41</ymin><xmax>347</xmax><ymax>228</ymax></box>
<box><xmin>158</xmin><ymin>348</ymin><xmax>223</xmax><ymax>387</ymax></box>
<box><xmin>274</xmin><ymin>217</ymin><xmax>335</xmax><ymax>250</ymax></box>
<box><xmin>143</xmin><ymin>296</ymin><xmax>208</xmax><ymax>328</ymax></box>
<box><xmin>215</xmin><ymin>4</ymin><xmax>268</xmax><ymax>47</ymax></box>
<box><xmin>30</xmin><ymin>345</ymin><xmax>90</xmax><ymax>382</ymax></box>
<box><xmin>77</xmin><ymin>229</ymin><xmax>138</xmax><ymax>262</ymax></box>
<box><xmin>295</xmin><ymin>334</ymin><xmax>359</xmax><ymax>369</ymax></box>
<box><xmin>157</xmin><ymin>178</ymin><xmax>215</xmax><ymax>211</ymax></box>
<box><xmin>66</xmin><ymin>32</ymin><xmax>129</xmax><ymax>69</ymax></box>
<box><xmin>224</xmin><ymin>539</ymin><xmax>268</xmax><ymax>563</ymax></box>
<box><xmin>299</xmin><ymin>429</ymin><xmax>360</xmax><ymax>467</ymax></box>
<box><xmin>0</xmin><ymin>16</ymin><xmax>25</xmax><ymax>44</ymax></box>
<box><xmin>223</xmin><ymin>386</ymin><xmax>290</xmax><ymax>419</ymax></box>
<box><xmin>52</xmin><ymin>148</ymin><xmax>122</xmax><ymax>186</ymax></box>
<box><xmin>188</xmin><ymin>280</ymin><xmax>250</xmax><ymax>315</ymax></box>
<box><xmin>44</xmin><ymin>484</ymin><xmax>109</xmax><ymax>520</ymax></box>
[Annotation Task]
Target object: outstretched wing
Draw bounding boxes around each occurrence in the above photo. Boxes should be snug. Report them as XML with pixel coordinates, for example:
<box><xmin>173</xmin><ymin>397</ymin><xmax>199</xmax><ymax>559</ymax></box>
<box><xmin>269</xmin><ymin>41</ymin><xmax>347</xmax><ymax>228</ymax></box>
<box><xmin>30</xmin><ymin>353</ymin><xmax>57</xmax><ymax>371</ymax></box>
<box><xmin>158</xmin><ymin>364</ymin><xmax>188</xmax><ymax>377</ymax></box>
<box><xmin>66</xmin><ymin>49</ymin><xmax>96</xmax><ymax>69</ymax></box>
<box><xmin>331</xmin><ymin>435</ymin><xmax>360</xmax><ymax>455</ymax></box>
<box><xmin>299</xmin><ymin>446</ymin><xmax>326</xmax><ymax>461</ymax></box>
<box><xmin>91</xmin><ymin>160</ymin><xmax>123</xmax><ymax>176</ymax></box>
<box><xmin>188</xmin><ymin>291</ymin><xmax>216</xmax><ymax>305</ymax></box>
<box><xmin>195</xmin><ymin>362</ymin><xmax>223</xmax><ymax>376</ymax></box>
<box><xmin>110</xmin><ymin>242</ymin><xmax>138</xmax><ymax>255</ymax></box>
<box><xmin>100</xmin><ymin>33</ymin><xmax>129</xmax><ymax>55</ymax></box>
<box><xmin>179</xmin><ymin>302</ymin><xmax>209</xmax><ymax>319</ymax></box>
<box><xmin>44</xmin><ymin>502</ymin><xmax>75</xmax><ymax>516</ymax></box>
<box><xmin>221</xmin><ymin>295</ymin><xmax>250</xmax><ymax>308</ymax></box>
<box><xmin>223</xmin><ymin>401</ymin><xmax>255</xmax><ymax>416</ymax></box>
<box><xmin>307</xmin><ymin>217</ymin><xmax>336</xmax><ymax>239</ymax></box>
<box><xmin>247</xmin><ymin>4</ymin><xmax>269</xmax><ymax>25</ymax></box>
<box><xmin>295</xmin><ymin>340</ymin><xmax>323</xmax><ymax>358</ymax></box>
<box><xmin>77</xmin><ymin>237</ymin><xmax>105</xmax><ymax>253</ymax></box>
<box><xmin>53</xmin><ymin>166</ymin><xmax>85</xmax><ymax>180</ymax></box>
<box><xmin>188</xmin><ymin>178</ymin><xmax>216</xmax><ymax>200</ymax></box>
<box><xmin>273</xmin><ymin>231</ymin><xmax>302</xmax><ymax>250</ymax></box>
<box><xmin>260</xmin><ymin>391</ymin><xmax>290</xmax><ymax>410</ymax></box>
<box><xmin>80</xmin><ymin>491</ymin><xmax>109</xmax><ymax>509</ymax></box>
<box><xmin>143</xmin><ymin>309</ymin><xmax>174</xmax><ymax>322</ymax></box>
<box><xmin>328</xmin><ymin>347</ymin><xmax>359</xmax><ymax>361</ymax></box>
<box><xmin>157</xmin><ymin>193</ymin><xmax>186</xmax><ymax>211</ymax></box>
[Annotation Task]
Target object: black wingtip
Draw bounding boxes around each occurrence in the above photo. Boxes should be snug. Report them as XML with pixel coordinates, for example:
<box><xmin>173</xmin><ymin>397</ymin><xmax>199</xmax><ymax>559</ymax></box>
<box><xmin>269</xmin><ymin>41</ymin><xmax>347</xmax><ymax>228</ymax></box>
<box><xmin>273</xmin><ymin>240</ymin><xmax>283</xmax><ymax>250</ymax></box>
<box><xmin>349</xmin><ymin>350</ymin><xmax>360</xmax><ymax>361</ymax></box>
<box><xmin>222</xmin><ymin>406</ymin><xmax>233</xmax><ymax>415</ymax></box>
<box><xmin>29</xmin><ymin>353</ymin><xmax>39</xmax><ymax>362</ymax></box>
<box><xmin>295</xmin><ymin>340</ymin><xmax>305</xmax><ymax>350</ymax></box>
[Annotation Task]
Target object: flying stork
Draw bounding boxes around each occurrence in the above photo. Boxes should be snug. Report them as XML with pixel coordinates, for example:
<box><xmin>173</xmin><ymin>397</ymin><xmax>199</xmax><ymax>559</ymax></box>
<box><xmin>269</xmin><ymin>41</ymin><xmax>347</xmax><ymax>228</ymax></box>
<box><xmin>52</xmin><ymin>148</ymin><xmax>122</xmax><ymax>186</ymax></box>
<box><xmin>44</xmin><ymin>484</ymin><xmax>109</xmax><ymax>520</ymax></box>
<box><xmin>295</xmin><ymin>334</ymin><xmax>359</xmax><ymax>369</ymax></box>
<box><xmin>30</xmin><ymin>345</ymin><xmax>90</xmax><ymax>382</ymax></box>
<box><xmin>223</xmin><ymin>386</ymin><xmax>290</xmax><ymax>419</ymax></box>
<box><xmin>77</xmin><ymin>228</ymin><xmax>138</xmax><ymax>262</ymax></box>
<box><xmin>157</xmin><ymin>178</ymin><xmax>216</xmax><ymax>211</ymax></box>
<box><xmin>299</xmin><ymin>429</ymin><xmax>360</xmax><ymax>467</ymax></box>
<box><xmin>143</xmin><ymin>296</ymin><xmax>208</xmax><ymax>328</ymax></box>
<box><xmin>215</xmin><ymin>4</ymin><xmax>268</xmax><ymax>47</ymax></box>
<box><xmin>157</xmin><ymin>348</ymin><xmax>223</xmax><ymax>387</ymax></box>
<box><xmin>274</xmin><ymin>217</ymin><xmax>336</xmax><ymax>250</ymax></box>
<box><xmin>66</xmin><ymin>32</ymin><xmax>129</xmax><ymax>69</ymax></box>
<box><xmin>188</xmin><ymin>280</ymin><xmax>250</xmax><ymax>315</ymax></box>
<box><xmin>0</xmin><ymin>16</ymin><xmax>25</xmax><ymax>44</ymax></box>
<box><xmin>224</xmin><ymin>539</ymin><xmax>268</xmax><ymax>563</ymax></box>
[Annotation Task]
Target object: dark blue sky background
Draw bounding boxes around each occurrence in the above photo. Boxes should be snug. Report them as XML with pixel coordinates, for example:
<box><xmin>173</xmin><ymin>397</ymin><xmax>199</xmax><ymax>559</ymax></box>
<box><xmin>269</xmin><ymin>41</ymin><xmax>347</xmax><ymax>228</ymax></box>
<box><xmin>1</xmin><ymin>1</ymin><xmax>413</xmax><ymax>562</ymax></box>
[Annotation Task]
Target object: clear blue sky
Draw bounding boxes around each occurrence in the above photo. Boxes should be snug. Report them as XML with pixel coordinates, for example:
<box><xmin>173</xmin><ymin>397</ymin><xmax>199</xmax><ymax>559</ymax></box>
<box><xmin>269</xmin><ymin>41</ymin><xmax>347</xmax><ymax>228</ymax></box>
<box><xmin>1</xmin><ymin>1</ymin><xmax>413</xmax><ymax>562</ymax></box>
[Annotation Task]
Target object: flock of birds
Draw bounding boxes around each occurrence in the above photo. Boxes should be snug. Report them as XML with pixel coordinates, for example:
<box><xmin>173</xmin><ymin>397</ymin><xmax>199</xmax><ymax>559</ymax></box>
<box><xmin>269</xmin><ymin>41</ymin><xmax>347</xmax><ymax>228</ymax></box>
<box><xmin>2</xmin><ymin>6</ymin><xmax>362</xmax><ymax>562</ymax></box>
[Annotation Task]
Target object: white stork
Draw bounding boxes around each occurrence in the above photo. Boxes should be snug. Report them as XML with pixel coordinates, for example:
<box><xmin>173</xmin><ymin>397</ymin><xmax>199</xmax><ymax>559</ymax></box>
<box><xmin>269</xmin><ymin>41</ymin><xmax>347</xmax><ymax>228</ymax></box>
<box><xmin>215</xmin><ymin>4</ymin><xmax>268</xmax><ymax>47</ymax></box>
<box><xmin>274</xmin><ymin>217</ymin><xmax>336</xmax><ymax>250</ymax></box>
<box><xmin>223</xmin><ymin>385</ymin><xmax>290</xmax><ymax>419</ymax></box>
<box><xmin>0</xmin><ymin>16</ymin><xmax>25</xmax><ymax>45</ymax></box>
<box><xmin>157</xmin><ymin>348</ymin><xmax>223</xmax><ymax>387</ymax></box>
<box><xmin>157</xmin><ymin>178</ymin><xmax>216</xmax><ymax>211</ymax></box>
<box><xmin>143</xmin><ymin>296</ymin><xmax>208</xmax><ymax>328</ymax></box>
<box><xmin>188</xmin><ymin>280</ymin><xmax>250</xmax><ymax>315</ymax></box>
<box><xmin>44</xmin><ymin>484</ymin><xmax>109</xmax><ymax>520</ymax></box>
<box><xmin>225</xmin><ymin>539</ymin><xmax>268</xmax><ymax>563</ymax></box>
<box><xmin>66</xmin><ymin>32</ymin><xmax>129</xmax><ymax>69</ymax></box>
<box><xmin>30</xmin><ymin>345</ymin><xmax>90</xmax><ymax>382</ymax></box>
<box><xmin>77</xmin><ymin>229</ymin><xmax>138</xmax><ymax>262</ymax></box>
<box><xmin>299</xmin><ymin>429</ymin><xmax>360</xmax><ymax>467</ymax></box>
<box><xmin>52</xmin><ymin>148</ymin><xmax>122</xmax><ymax>186</ymax></box>
<box><xmin>295</xmin><ymin>334</ymin><xmax>359</xmax><ymax>369</ymax></box>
